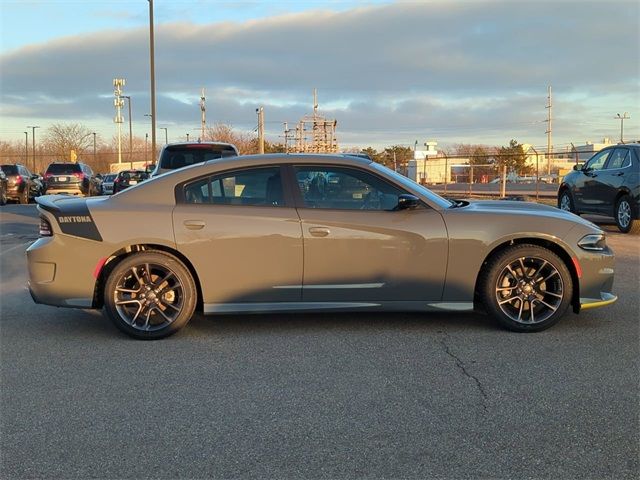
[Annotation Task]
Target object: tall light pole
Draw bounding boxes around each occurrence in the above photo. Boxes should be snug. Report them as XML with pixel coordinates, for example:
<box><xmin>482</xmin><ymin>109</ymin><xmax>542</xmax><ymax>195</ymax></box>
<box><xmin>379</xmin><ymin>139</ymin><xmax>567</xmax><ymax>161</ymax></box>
<box><xmin>186</xmin><ymin>133</ymin><xmax>190</xmax><ymax>142</ymax></box>
<box><xmin>148</xmin><ymin>0</ymin><xmax>157</xmax><ymax>168</ymax></box>
<box><xmin>145</xmin><ymin>133</ymin><xmax>149</xmax><ymax>164</ymax></box>
<box><xmin>92</xmin><ymin>132</ymin><xmax>97</xmax><ymax>162</ymax></box>
<box><xmin>160</xmin><ymin>127</ymin><xmax>168</xmax><ymax>144</ymax></box>
<box><xmin>113</xmin><ymin>78</ymin><xmax>125</xmax><ymax>164</ymax></box>
<box><xmin>24</xmin><ymin>132</ymin><xmax>28</xmax><ymax>165</ymax></box>
<box><xmin>615</xmin><ymin>113</ymin><xmax>630</xmax><ymax>143</ymax></box>
<box><xmin>26</xmin><ymin>126</ymin><xmax>39</xmax><ymax>172</ymax></box>
<box><xmin>122</xmin><ymin>95</ymin><xmax>133</xmax><ymax>161</ymax></box>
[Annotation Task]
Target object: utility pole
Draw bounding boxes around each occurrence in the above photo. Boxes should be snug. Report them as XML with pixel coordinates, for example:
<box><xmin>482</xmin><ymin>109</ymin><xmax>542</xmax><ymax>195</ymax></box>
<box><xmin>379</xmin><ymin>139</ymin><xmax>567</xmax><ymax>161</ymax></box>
<box><xmin>615</xmin><ymin>113</ymin><xmax>630</xmax><ymax>143</ymax></box>
<box><xmin>186</xmin><ymin>133</ymin><xmax>190</xmax><ymax>142</ymax></box>
<box><xmin>283</xmin><ymin>122</ymin><xmax>289</xmax><ymax>153</ymax></box>
<box><xmin>26</xmin><ymin>125</ymin><xmax>39</xmax><ymax>172</ymax></box>
<box><xmin>148</xmin><ymin>0</ymin><xmax>157</xmax><ymax>172</ymax></box>
<box><xmin>122</xmin><ymin>95</ymin><xmax>133</xmax><ymax>162</ymax></box>
<box><xmin>200</xmin><ymin>88</ymin><xmax>206</xmax><ymax>141</ymax></box>
<box><xmin>545</xmin><ymin>85</ymin><xmax>552</xmax><ymax>175</ymax></box>
<box><xmin>113</xmin><ymin>78</ymin><xmax>125</xmax><ymax>164</ymax></box>
<box><xmin>256</xmin><ymin>107</ymin><xmax>265</xmax><ymax>154</ymax></box>
<box><xmin>92</xmin><ymin>132</ymin><xmax>97</xmax><ymax>162</ymax></box>
<box><xmin>24</xmin><ymin>132</ymin><xmax>28</xmax><ymax>165</ymax></box>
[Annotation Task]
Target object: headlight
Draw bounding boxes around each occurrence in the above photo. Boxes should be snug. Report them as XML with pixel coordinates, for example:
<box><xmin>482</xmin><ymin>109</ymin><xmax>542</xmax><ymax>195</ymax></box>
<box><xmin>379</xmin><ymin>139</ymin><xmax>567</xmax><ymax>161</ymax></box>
<box><xmin>578</xmin><ymin>233</ymin><xmax>607</xmax><ymax>251</ymax></box>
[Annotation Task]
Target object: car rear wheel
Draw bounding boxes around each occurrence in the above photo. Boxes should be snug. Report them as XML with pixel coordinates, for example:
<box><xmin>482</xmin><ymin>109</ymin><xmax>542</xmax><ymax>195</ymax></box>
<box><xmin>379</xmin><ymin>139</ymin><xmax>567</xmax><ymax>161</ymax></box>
<box><xmin>0</xmin><ymin>188</ymin><xmax>6</xmax><ymax>205</ymax></box>
<box><xmin>104</xmin><ymin>251</ymin><xmax>197</xmax><ymax>339</ymax></box>
<box><xmin>481</xmin><ymin>245</ymin><xmax>573</xmax><ymax>332</ymax></box>
<box><xmin>615</xmin><ymin>195</ymin><xmax>640</xmax><ymax>234</ymax></box>
<box><xmin>558</xmin><ymin>190</ymin><xmax>575</xmax><ymax>214</ymax></box>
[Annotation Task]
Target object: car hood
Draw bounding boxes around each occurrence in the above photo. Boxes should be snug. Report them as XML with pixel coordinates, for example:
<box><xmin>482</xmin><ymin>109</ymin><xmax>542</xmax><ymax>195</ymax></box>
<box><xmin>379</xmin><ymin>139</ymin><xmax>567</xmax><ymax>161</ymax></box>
<box><xmin>455</xmin><ymin>200</ymin><xmax>600</xmax><ymax>230</ymax></box>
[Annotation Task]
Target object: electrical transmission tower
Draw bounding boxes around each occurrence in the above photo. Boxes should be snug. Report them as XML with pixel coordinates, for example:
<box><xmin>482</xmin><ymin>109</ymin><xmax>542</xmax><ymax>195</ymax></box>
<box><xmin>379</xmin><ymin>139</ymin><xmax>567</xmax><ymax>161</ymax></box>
<box><xmin>292</xmin><ymin>89</ymin><xmax>338</xmax><ymax>153</ymax></box>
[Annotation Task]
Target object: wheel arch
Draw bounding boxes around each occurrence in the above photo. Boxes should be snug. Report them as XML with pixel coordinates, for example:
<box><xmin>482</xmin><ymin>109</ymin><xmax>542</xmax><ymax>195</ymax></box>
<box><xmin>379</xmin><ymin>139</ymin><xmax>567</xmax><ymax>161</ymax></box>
<box><xmin>92</xmin><ymin>243</ymin><xmax>203</xmax><ymax>311</ymax></box>
<box><xmin>473</xmin><ymin>237</ymin><xmax>580</xmax><ymax>314</ymax></box>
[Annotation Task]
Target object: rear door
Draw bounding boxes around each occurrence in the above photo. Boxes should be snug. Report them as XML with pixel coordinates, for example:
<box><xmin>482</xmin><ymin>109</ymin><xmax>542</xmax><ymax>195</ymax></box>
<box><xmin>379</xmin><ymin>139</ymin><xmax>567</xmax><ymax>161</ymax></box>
<box><xmin>172</xmin><ymin>165</ymin><xmax>304</xmax><ymax>307</ymax></box>
<box><xmin>291</xmin><ymin>165</ymin><xmax>448</xmax><ymax>302</ymax></box>
<box><xmin>598</xmin><ymin>148</ymin><xmax>632</xmax><ymax>214</ymax></box>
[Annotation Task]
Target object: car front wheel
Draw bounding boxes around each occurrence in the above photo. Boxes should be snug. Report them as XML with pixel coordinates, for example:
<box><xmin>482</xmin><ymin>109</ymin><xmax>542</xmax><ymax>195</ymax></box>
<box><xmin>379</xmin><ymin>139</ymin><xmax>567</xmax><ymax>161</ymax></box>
<box><xmin>481</xmin><ymin>245</ymin><xmax>573</xmax><ymax>332</ymax></box>
<box><xmin>104</xmin><ymin>251</ymin><xmax>197</xmax><ymax>339</ymax></box>
<box><xmin>615</xmin><ymin>195</ymin><xmax>640</xmax><ymax>234</ymax></box>
<box><xmin>558</xmin><ymin>190</ymin><xmax>575</xmax><ymax>214</ymax></box>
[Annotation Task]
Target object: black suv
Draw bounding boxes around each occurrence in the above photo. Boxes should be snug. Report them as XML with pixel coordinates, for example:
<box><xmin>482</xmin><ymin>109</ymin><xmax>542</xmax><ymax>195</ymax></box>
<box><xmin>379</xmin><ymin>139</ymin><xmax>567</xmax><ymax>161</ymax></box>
<box><xmin>558</xmin><ymin>143</ymin><xmax>640</xmax><ymax>234</ymax></box>
<box><xmin>43</xmin><ymin>162</ymin><xmax>100</xmax><ymax>197</ymax></box>
<box><xmin>0</xmin><ymin>164</ymin><xmax>41</xmax><ymax>204</ymax></box>
<box><xmin>150</xmin><ymin>142</ymin><xmax>238</xmax><ymax>177</ymax></box>
<box><xmin>113</xmin><ymin>170</ymin><xmax>149</xmax><ymax>193</ymax></box>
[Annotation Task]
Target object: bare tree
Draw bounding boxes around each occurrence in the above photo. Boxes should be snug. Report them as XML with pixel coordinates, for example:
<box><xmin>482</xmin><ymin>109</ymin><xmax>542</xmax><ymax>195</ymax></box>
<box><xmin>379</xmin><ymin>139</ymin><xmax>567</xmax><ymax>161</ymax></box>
<box><xmin>204</xmin><ymin>123</ymin><xmax>257</xmax><ymax>154</ymax></box>
<box><xmin>44</xmin><ymin>123</ymin><xmax>94</xmax><ymax>160</ymax></box>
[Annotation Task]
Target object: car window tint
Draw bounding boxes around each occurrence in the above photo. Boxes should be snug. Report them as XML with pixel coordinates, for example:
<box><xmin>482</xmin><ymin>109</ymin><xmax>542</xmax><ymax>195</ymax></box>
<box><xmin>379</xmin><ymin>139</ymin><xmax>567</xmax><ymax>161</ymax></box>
<box><xmin>294</xmin><ymin>166</ymin><xmax>405</xmax><ymax>210</ymax></box>
<box><xmin>46</xmin><ymin>164</ymin><xmax>81</xmax><ymax>175</ymax></box>
<box><xmin>585</xmin><ymin>150</ymin><xmax>611</xmax><ymax>171</ymax></box>
<box><xmin>1</xmin><ymin>165</ymin><xmax>18</xmax><ymax>175</ymax></box>
<box><xmin>184</xmin><ymin>167</ymin><xmax>283</xmax><ymax>206</ymax></box>
<box><xmin>605</xmin><ymin>149</ymin><xmax>630</xmax><ymax>169</ymax></box>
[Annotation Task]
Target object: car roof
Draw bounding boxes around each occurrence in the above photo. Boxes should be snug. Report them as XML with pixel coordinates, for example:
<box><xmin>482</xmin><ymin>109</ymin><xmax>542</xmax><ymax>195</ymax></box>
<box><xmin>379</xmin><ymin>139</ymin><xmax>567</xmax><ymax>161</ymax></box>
<box><xmin>202</xmin><ymin>153</ymin><xmax>373</xmax><ymax>169</ymax></box>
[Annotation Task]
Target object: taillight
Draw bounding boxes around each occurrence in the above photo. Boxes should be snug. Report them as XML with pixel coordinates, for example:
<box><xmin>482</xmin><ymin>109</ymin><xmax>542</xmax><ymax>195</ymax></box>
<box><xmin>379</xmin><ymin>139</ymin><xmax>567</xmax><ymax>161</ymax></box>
<box><xmin>15</xmin><ymin>176</ymin><xmax>22</xmax><ymax>184</ymax></box>
<box><xmin>44</xmin><ymin>173</ymin><xmax>53</xmax><ymax>180</ymax></box>
<box><xmin>73</xmin><ymin>172</ymin><xmax>84</xmax><ymax>180</ymax></box>
<box><xmin>39</xmin><ymin>216</ymin><xmax>52</xmax><ymax>237</ymax></box>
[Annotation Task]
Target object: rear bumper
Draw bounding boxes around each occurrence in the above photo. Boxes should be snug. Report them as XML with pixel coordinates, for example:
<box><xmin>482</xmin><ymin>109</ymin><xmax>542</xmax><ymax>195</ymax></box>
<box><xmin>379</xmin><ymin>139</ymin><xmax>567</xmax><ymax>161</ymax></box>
<box><xmin>45</xmin><ymin>187</ymin><xmax>86</xmax><ymax>196</ymax></box>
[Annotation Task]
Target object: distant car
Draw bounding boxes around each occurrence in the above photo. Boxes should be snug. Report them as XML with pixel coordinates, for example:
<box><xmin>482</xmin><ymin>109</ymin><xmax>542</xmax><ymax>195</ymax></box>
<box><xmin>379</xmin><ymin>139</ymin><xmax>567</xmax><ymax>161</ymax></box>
<box><xmin>0</xmin><ymin>169</ymin><xmax>7</xmax><ymax>205</ymax></box>
<box><xmin>0</xmin><ymin>164</ymin><xmax>40</xmax><ymax>204</ymax></box>
<box><xmin>100</xmin><ymin>173</ymin><xmax>117</xmax><ymax>195</ymax></box>
<box><xmin>558</xmin><ymin>144</ymin><xmax>640</xmax><ymax>234</ymax></box>
<box><xmin>113</xmin><ymin>170</ymin><xmax>149</xmax><ymax>193</ymax></box>
<box><xmin>43</xmin><ymin>162</ymin><xmax>100</xmax><ymax>197</ymax></box>
<box><xmin>150</xmin><ymin>141</ymin><xmax>238</xmax><ymax>177</ymax></box>
<box><xmin>28</xmin><ymin>154</ymin><xmax>616</xmax><ymax>339</ymax></box>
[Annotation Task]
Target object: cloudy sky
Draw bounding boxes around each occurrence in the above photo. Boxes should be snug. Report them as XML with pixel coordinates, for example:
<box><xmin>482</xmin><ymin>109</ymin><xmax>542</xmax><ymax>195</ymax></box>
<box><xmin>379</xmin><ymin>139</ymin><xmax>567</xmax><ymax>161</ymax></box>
<box><xmin>1</xmin><ymin>0</ymin><xmax>638</xmax><ymax>150</ymax></box>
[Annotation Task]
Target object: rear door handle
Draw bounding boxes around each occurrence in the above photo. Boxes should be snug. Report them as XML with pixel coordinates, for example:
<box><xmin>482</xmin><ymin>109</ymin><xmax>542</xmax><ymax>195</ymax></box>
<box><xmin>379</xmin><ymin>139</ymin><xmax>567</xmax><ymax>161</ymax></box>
<box><xmin>615</xmin><ymin>172</ymin><xmax>624</xmax><ymax>176</ymax></box>
<box><xmin>309</xmin><ymin>227</ymin><xmax>330</xmax><ymax>237</ymax></box>
<box><xmin>184</xmin><ymin>220</ymin><xmax>205</xmax><ymax>230</ymax></box>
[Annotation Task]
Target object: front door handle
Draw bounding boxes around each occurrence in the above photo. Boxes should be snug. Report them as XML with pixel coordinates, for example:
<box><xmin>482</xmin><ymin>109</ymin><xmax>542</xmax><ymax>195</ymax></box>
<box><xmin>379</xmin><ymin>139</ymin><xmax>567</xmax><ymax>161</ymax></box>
<box><xmin>615</xmin><ymin>172</ymin><xmax>624</xmax><ymax>176</ymax></box>
<box><xmin>309</xmin><ymin>226</ymin><xmax>330</xmax><ymax>237</ymax></box>
<box><xmin>184</xmin><ymin>220</ymin><xmax>205</xmax><ymax>230</ymax></box>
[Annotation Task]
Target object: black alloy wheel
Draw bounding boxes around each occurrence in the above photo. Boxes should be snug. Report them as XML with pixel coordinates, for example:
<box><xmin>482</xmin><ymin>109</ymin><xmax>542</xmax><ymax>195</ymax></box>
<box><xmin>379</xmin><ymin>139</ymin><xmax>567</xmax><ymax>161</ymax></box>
<box><xmin>104</xmin><ymin>251</ymin><xmax>197</xmax><ymax>339</ymax></box>
<box><xmin>482</xmin><ymin>245</ymin><xmax>573</xmax><ymax>332</ymax></box>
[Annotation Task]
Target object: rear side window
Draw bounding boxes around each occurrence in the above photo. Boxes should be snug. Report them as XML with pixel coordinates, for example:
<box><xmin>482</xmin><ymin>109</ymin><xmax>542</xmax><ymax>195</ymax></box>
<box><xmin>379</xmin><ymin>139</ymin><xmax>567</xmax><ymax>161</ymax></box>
<box><xmin>1</xmin><ymin>165</ymin><xmax>18</xmax><ymax>175</ymax></box>
<box><xmin>46</xmin><ymin>164</ymin><xmax>81</xmax><ymax>175</ymax></box>
<box><xmin>605</xmin><ymin>149</ymin><xmax>631</xmax><ymax>169</ymax></box>
<box><xmin>183</xmin><ymin>167</ymin><xmax>283</xmax><ymax>206</ymax></box>
<box><xmin>160</xmin><ymin>145</ymin><xmax>238</xmax><ymax>170</ymax></box>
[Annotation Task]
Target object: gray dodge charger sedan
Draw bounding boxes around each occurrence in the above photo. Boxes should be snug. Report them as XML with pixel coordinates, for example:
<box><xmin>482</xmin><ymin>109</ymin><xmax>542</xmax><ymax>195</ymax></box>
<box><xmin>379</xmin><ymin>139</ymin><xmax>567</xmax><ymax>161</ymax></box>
<box><xmin>27</xmin><ymin>154</ymin><xmax>617</xmax><ymax>339</ymax></box>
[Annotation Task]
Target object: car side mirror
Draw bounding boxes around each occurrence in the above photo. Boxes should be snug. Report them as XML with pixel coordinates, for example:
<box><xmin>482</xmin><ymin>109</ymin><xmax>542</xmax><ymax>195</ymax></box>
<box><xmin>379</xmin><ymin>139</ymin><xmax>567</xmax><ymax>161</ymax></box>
<box><xmin>395</xmin><ymin>194</ymin><xmax>420</xmax><ymax>210</ymax></box>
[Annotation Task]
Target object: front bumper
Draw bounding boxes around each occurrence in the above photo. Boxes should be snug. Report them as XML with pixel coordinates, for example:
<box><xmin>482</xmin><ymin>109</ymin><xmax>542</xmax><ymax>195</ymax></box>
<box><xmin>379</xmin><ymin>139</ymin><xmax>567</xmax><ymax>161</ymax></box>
<box><xmin>575</xmin><ymin>245</ymin><xmax>616</xmax><ymax>313</ymax></box>
<box><xmin>580</xmin><ymin>292</ymin><xmax>618</xmax><ymax>310</ymax></box>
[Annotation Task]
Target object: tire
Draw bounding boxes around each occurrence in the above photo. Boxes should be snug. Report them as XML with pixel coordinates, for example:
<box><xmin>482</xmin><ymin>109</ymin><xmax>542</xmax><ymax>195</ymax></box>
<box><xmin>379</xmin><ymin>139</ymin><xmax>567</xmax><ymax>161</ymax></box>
<box><xmin>0</xmin><ymin>188</ymin><xmax>6</xmax><ymax>206</ymax></box>
<box><xmin>481</xmin><ymin>244</ymin><xmax>573</xmax><ymax>332</ymax></box>
<box><xmin>558</xmin><ymin>190</ymin><xmax>575</xmax><ymax>214</ymax></box>
<box><xmin>614</xmin><ymin>195</ymin><xmax>640</xmax><ymax>234</ymax></box>
<box><xmin>19</xmin><ymin>187</ymin><xmax>29</xmax><ymax>204</ymax></box>
<box><xmin>103</xmin><ymin>251</ymin><xmax>197</xmax><ymax>339</ymax></box>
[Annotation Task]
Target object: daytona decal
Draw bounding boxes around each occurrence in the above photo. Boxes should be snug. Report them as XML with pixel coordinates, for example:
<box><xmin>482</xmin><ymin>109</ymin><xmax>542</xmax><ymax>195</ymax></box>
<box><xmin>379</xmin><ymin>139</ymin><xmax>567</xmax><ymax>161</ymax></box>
<box><xmin>46</xmin><ymin>199</ymin><xmax>103</xmax><ymax>242</ymax></box>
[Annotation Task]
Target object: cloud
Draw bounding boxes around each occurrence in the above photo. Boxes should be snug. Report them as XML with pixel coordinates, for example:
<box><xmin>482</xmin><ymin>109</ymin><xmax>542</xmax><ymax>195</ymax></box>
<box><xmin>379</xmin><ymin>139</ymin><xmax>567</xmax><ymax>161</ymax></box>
<box><xmin>1</xmin><ymin>0</ymin><xmax>638</xmax><ymax>147</ymax></box>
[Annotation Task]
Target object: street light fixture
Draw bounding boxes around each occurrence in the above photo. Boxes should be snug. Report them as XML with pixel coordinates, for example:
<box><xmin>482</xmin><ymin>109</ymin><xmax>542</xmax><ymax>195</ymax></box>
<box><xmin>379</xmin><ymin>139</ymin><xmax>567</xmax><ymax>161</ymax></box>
<box><xmin>26</xmin><ymin>126</ymin><xmax>40</xmax><ymax>172</ymax></box>
<box><xmin>148</xmin><ymin>0</ymin><xmax>157</xmax><ymax>169</ymax></box>
<box><xmin>159</xmin><ymin>127</ymin><xmax>168</xmax><ymax>144</ymax></box>
<box><xmin>24</xmin><ymin>132</ymin><xmax>28</xmax><ymax>165</ymax></box>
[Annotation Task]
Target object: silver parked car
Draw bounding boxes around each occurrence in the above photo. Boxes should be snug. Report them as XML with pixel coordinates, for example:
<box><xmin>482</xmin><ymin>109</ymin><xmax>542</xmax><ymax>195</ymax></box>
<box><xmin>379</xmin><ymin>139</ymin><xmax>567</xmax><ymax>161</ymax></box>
<box><xmin>27</xmin><ymin>154</ymin><xmax>616</xmax><ymax>339</ymax></box>
<box><xmin>100</xmin><ymin>173</ymin><xmax>117</xmax><ymax>195</ymax></box>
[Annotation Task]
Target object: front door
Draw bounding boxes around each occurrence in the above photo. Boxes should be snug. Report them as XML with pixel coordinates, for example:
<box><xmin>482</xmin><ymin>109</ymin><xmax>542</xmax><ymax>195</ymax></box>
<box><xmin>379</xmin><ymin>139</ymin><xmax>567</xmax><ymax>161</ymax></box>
<box><xmin>292</xmin><ymin>165</ymin><xmax>448</xmax><ymax>303</ymax></box>
<box><xmin>173</xmin><ymin>166</ymin><xmax>303</xmax><ymax>306</ymax></box>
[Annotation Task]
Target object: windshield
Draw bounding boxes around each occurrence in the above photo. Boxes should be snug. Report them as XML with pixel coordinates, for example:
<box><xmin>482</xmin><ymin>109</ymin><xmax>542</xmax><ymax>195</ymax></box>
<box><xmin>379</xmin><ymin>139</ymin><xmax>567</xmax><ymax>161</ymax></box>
<box><xmin>46</xmin><ymin>163</ymin><xmax>81</xmax><ymax>174</ymax></box>
<box><xmin>0</xmin><ymin>165</ymin><xmax>18</xmax><ymax>175</ymax></box>
<box><xmin>159</xmin><ymin>144</ymin><xmax>238</xmax><ymax>169</ymax></box>
<box><xmin>370</xmin><ymin>162</ymin><xmax>454</xmax><ymax>209</ymax></box>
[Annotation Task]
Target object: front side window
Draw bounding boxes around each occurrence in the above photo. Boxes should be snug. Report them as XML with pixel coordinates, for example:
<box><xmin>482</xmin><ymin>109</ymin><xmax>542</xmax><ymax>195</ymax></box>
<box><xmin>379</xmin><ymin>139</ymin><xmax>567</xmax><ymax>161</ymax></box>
<box><xmin>294</xmin><ymin>166</ymin><xmax>405</xmax><ymax>210</ymax></box>
<box><xmin>183</xmin><ymin>167</ymin><xmax>284</xmax><ymax>206</ymax></box>
<box><xmin>605</xmin><ymin>149</ymin><xmax>630</xmax><ymax>170</ymax></box>
<box><xmin>585</xmin><ymin>150</ymin><xmax>611</xmax><ymax>171</ymax></box>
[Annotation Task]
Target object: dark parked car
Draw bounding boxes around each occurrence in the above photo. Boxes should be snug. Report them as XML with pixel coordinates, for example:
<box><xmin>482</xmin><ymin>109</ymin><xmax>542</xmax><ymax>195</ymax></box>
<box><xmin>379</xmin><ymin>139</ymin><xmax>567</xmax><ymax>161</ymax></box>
<box><xmin>0</xmin><ymin>169</ymin><xmax>7</xmax><ymax>205</ymax></box>
<box><xmin>150</xmin><ymin>141</ymin><xmax>238</xmax><ymax>177</ymax></box>
<box><xmin>43</xmin><ymin>162</ymin><xmax>100</xmax><ymax>197</ymax></box>
<box><xmin>100</xmin><ymin>173</ymin><xmax>117</xmax><ymax>195</ymax></box>
<box><xmin>113</xmin><ymin>170</ymin><xmax>149</xmax><ymax>193</ymax></box>
<box><xmin>0</xmin><ymin>164</ymin><xmax>40</xmax><ymax>204</ymax></box>
<box><xmin>558</xmin><ymin>144</ymin><xmax>640</xmax><ymax>234</ymax></box>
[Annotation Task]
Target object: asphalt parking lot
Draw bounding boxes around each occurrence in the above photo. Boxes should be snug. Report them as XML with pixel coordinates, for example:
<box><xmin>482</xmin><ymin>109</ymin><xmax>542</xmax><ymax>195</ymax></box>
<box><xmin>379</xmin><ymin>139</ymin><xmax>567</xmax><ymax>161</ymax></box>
<box><xmin>1</xmin><ymin>203</ymin><xmax>638</xmax><ymax>479</ymax></box>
